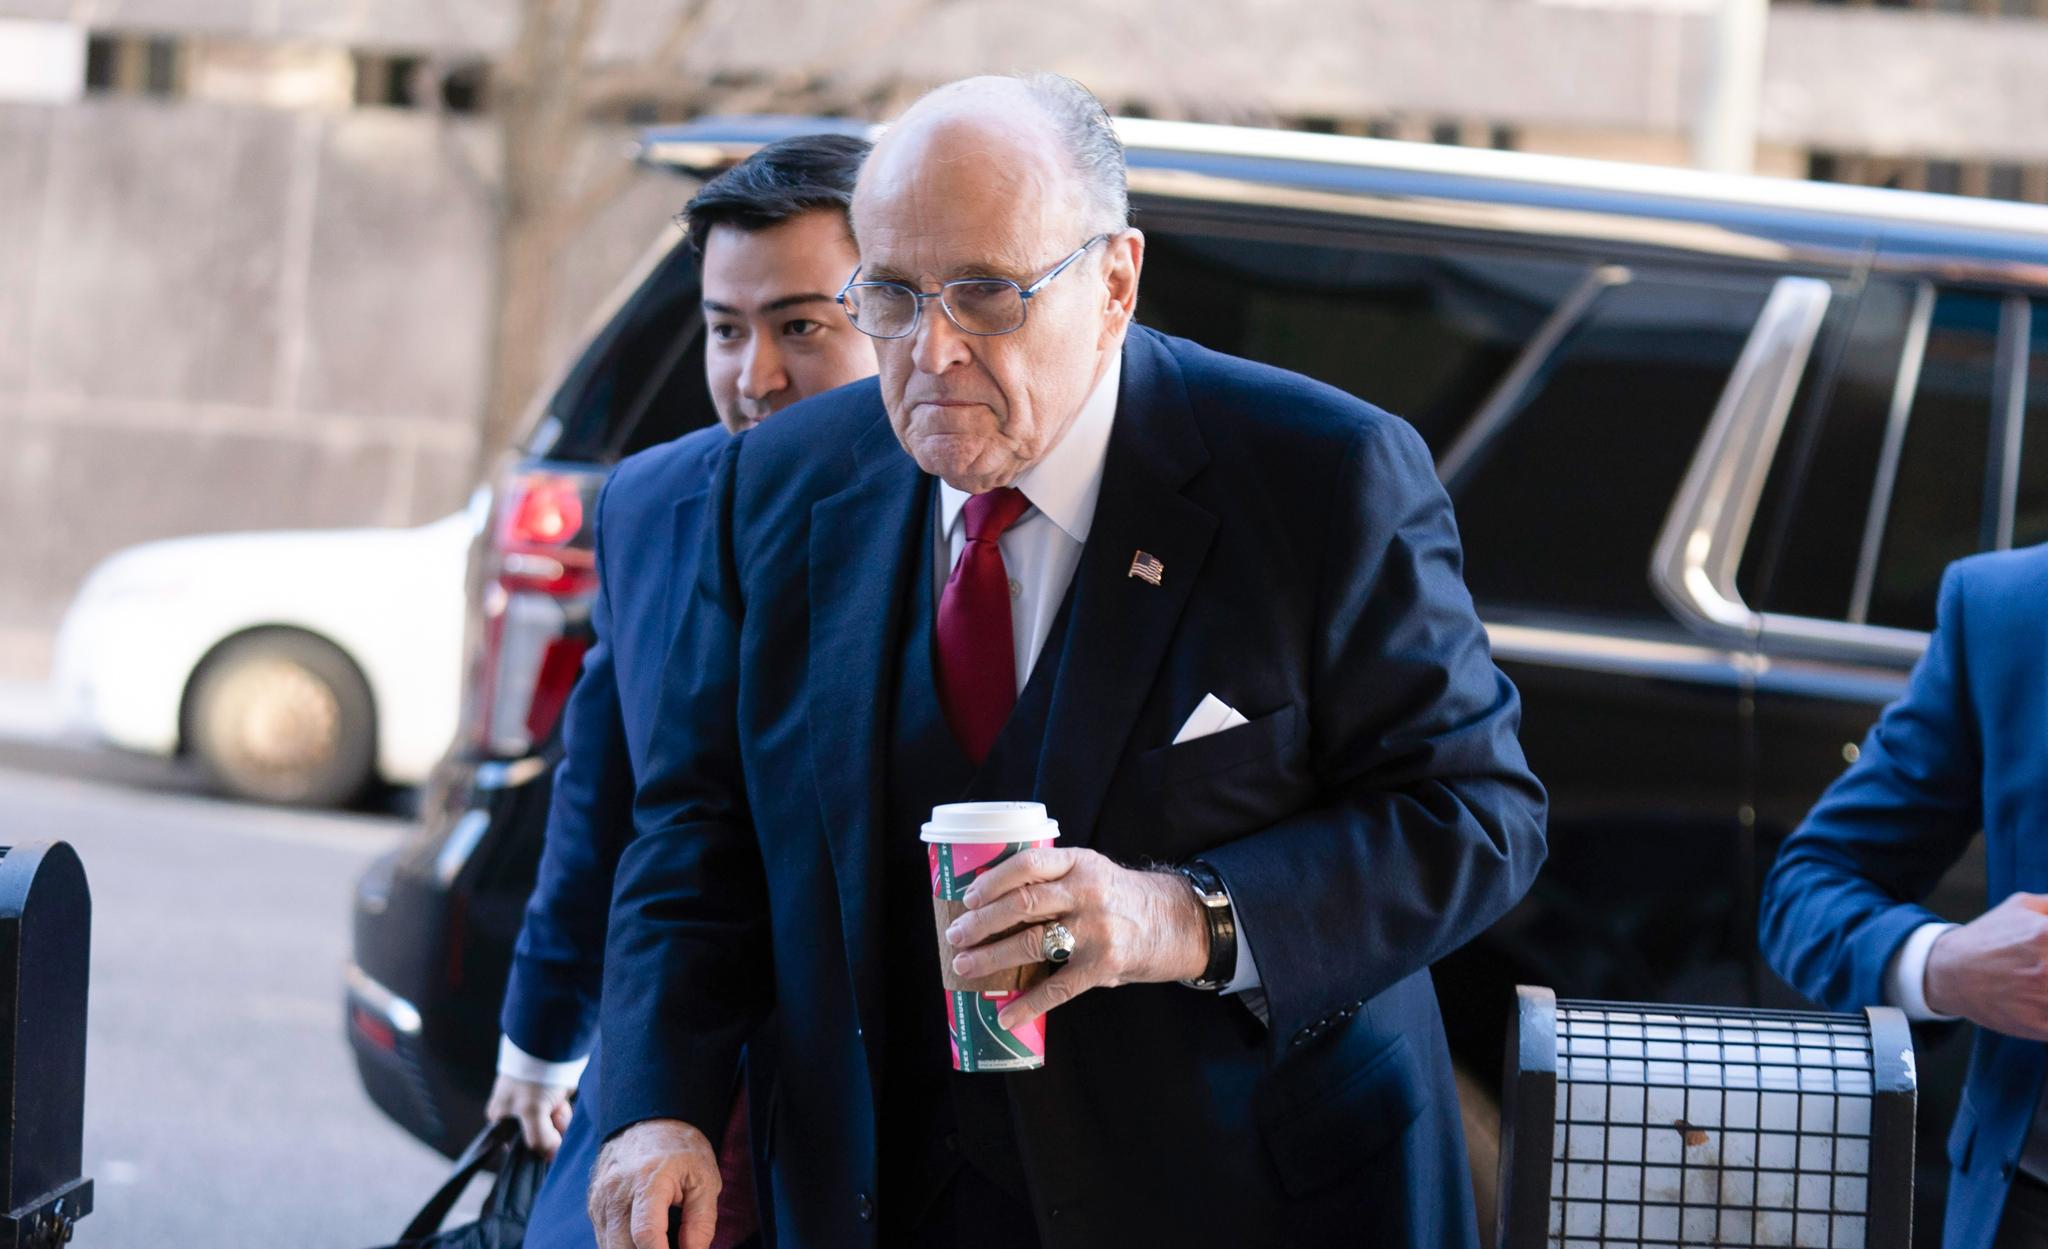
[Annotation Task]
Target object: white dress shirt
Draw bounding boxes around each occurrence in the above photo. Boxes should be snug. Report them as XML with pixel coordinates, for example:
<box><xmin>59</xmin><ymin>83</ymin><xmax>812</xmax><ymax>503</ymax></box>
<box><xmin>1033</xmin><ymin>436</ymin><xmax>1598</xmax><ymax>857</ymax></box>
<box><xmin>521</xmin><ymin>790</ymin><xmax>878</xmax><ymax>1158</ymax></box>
<box><xmin>934</xmin><ymin>355</ymin><xmax>1120</xmax><ymax>691</ymax></box>
<box><xmin>933</xmin><ymin>351</ymin><xmax>1263</xmax><ymax>999</ymax></box>
<box><xmin>500</xmin><ymin>352</ymin><xmax>1258</xmax><ymax>1080</ymax></box>
<box><xmin>1885</xmin><ymin>920</ymin><xmax>1958</xmax><ymax>1021</ymax></box>
<box><xmin>498</xmin><ymin>1034</ymin><xmax>589</xmax><ymax>1086</ymax></box>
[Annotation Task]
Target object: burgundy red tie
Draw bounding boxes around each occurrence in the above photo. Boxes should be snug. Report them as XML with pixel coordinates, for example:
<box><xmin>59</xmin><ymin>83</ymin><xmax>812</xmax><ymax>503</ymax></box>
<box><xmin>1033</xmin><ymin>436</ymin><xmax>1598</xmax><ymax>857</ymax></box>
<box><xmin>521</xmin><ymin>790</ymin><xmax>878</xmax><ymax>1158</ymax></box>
<box><xmin>936</xmin><ymin>487</ymin><xmax>1033</xmax><ymax>766</ymax></box>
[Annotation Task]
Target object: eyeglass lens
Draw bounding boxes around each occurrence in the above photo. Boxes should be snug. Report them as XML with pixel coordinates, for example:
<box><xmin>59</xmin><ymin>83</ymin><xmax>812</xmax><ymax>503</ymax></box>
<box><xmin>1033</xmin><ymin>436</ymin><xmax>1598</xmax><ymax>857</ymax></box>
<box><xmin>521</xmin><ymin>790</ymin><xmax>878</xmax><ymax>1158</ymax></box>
<box><xmin>845</xmin><ymin>279</ymin><xmax>1026</xmax><ymax>338</ymax></box>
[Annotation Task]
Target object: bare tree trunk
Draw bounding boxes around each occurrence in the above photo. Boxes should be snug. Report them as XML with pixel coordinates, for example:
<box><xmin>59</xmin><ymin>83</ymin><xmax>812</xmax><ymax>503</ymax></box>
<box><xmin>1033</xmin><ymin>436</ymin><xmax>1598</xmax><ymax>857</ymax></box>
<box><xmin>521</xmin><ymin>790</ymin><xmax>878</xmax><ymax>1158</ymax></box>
<box><xmin>478</xmin><ymin>198</ymin><xmax>560</xmax><ymax>472</ymax></box>
<box><xmin>469</xmin><ymin>0</ymin><xmax>939</xmax><ymax>473</ymax></box>
<box><xmin>473</xmin><ymin>0</ymin><xmax>598</xmax><ymax>474</ymax></box>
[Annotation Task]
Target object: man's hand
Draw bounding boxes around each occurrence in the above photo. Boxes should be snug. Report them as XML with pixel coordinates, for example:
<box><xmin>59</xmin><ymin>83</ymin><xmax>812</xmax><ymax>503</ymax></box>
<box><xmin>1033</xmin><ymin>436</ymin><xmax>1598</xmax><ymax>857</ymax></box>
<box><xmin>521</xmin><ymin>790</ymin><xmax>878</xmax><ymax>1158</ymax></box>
<box><xmin>588</xmin><ymin>1118</ymin><xmax>721</xmax><ymax>1249</ymax></box>
<box><xmin>944</xmin><ymin>847</ymin><xmax>1208</xmax><ymax>1032</ymax></box>
<box><xmin>1925</xmin><ymin>893</ymin><xmax>2048</xmax><ymax>1038</ymax></box>
<box><xmin>485</xmin><ymin>1073</ymin><xmax>574</xmax><ymax>1157</ymax></box>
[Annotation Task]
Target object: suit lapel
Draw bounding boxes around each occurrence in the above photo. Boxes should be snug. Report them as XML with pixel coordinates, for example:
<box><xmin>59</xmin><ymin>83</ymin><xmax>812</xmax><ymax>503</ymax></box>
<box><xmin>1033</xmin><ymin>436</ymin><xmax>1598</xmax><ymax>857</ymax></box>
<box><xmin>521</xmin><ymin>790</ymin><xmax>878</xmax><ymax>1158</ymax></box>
<box><xmin>1038</xmin><ymin>330</ymin><xmax>1216</xmax><ymax>848</ymax></box>
<box><xmin>660</xmin><ymin>467</ymin><xmax>716</xmax><ymax>634</ymax></box>
<box><xmin>806</xmin><ymin>416</ymin><xmax>926</xmax><ymax>1063</ymax></box>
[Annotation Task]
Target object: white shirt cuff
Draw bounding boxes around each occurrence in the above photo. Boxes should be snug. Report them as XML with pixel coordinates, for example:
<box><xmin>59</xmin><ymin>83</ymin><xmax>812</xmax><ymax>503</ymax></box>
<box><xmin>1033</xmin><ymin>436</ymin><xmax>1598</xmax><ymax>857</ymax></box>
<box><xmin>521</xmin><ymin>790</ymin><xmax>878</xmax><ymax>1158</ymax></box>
<box><xmin>497</xmin><ymin>1034</ymin><xmax>590</xmax><ymax>1087</ymax></box>
<box><xmin>1220</xmin><ymin>891</ymin><xmax>1269</xmax><ymax>1025</ymax></box>
<box><xmin>1885</xmin><ymin>921</ymin><xmax>1959</xmax><ymax>1022</ymax></box>
<box><xmin>1224</xmin><ymin>913</ymin><xmax>1262</xmax><ymax>996</ymax></box>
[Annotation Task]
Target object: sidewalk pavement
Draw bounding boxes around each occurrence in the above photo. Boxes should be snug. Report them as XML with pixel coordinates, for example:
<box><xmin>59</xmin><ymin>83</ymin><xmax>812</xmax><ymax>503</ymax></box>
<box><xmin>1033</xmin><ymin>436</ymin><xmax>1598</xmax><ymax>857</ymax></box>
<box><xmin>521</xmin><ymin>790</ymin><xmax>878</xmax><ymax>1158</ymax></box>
<box><xmin>0</xmin><ymin>679</ymin><xmax>62</xmax><ymax>743</ymax></box>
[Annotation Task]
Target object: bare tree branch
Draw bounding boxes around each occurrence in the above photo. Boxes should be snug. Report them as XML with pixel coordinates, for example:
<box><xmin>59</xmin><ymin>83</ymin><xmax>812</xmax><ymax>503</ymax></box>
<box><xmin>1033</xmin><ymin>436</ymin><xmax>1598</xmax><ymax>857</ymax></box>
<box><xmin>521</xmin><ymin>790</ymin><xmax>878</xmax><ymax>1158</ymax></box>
<box><xmin>560</xmin><ymin>0</ymin><xmax>609</xmax><ymax>86</ymax></box>
<box><xmin>479</xmin><ymin>0</ymin><xmax>965</xmax><ymax>463</ymax></box>
<box><xmin>576</xmin><ymin>0</ymin><xmax>948</xmax><ymax>117</ymax></box>
<box><xmin>647</xmin><ymin>0</ymin><xmax>725</xmax><ymax>76</ymax></box>
<box><xmin>530</xmin><ymin>0</ymin><xmax>604</xmax><ymax>164</ymax></box>
<box><xmin>501</xmin><ymin>0</ymin><xmax>560</xmax><ymax>88</ymax></box>
<box><xmin>547</xmin><ymin>147</ymin><xmax>650</xmax><ymax>246</ymax></box>
<box><xmin>436</xmin><ymin>117</ymin><xmax>503</xmax><ymax>214</ymax></box>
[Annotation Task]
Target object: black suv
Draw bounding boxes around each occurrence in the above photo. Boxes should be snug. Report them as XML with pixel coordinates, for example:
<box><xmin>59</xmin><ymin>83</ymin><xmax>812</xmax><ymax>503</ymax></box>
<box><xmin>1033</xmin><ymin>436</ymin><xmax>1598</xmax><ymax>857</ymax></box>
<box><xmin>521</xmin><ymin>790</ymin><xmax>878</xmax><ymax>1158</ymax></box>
<box><xmin>348</xmin><ymin>115</ymin><xmax>2048</xmax><ymax>1242</ymax></box>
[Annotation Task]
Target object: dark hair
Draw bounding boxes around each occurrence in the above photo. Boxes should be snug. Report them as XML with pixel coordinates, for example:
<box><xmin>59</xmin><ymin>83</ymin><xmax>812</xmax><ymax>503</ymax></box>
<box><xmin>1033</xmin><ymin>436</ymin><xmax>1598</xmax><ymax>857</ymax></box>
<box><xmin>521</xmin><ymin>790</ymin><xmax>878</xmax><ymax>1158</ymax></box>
<box><xmin>679</xmin><ymin>132</ymin><xmax>870</xmax><ymax>260</ymax></box>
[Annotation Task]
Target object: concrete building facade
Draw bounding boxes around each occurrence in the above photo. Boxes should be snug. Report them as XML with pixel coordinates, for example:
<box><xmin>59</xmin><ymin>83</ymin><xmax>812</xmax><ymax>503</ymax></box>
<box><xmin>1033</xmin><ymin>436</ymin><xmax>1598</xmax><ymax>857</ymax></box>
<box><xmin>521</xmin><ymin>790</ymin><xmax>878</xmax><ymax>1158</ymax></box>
<box><xmin>3</xmin><ymin>0</ymin><xmax>2045</xmax><ymax>678</ymax></box>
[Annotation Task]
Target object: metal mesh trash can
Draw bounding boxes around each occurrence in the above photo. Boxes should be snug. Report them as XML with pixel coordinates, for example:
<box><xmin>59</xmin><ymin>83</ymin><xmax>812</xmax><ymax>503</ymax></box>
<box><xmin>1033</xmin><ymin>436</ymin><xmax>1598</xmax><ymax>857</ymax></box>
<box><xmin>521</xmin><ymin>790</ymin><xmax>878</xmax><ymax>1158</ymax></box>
<box><xmin>1497</xmin><ymin>985</ymin><xmax>1916</xmax><ymax>1249</ymax></box>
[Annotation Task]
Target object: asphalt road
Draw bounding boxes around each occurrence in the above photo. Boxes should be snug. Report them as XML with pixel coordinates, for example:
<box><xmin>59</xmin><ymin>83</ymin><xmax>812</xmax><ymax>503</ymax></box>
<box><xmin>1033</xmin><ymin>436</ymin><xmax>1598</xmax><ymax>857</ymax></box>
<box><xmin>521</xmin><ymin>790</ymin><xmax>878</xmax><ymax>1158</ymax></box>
<box><xmin>3</xmin><ymin>747</ymin><xmax>475</xmax><ymax>1248</ymax></box>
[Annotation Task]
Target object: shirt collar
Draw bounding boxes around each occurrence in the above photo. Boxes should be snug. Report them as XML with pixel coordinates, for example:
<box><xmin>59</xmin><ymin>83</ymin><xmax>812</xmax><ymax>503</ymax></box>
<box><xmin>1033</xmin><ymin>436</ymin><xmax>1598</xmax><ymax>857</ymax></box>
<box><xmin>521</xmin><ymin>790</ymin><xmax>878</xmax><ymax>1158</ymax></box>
<box><xmin>939</xmin><ymin>348</ymin><xmax>1122</xmax><ymax>545</ymax></box>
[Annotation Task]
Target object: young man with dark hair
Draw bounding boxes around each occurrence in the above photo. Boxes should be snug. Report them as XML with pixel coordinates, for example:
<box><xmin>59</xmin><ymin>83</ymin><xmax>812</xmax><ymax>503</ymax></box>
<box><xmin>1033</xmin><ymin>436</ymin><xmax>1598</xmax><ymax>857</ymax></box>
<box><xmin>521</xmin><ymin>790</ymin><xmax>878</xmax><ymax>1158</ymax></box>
<box><xmin>489</xmin><ymin>131</ymin><xmax>875</xmax><ymax>1249</ymax></box>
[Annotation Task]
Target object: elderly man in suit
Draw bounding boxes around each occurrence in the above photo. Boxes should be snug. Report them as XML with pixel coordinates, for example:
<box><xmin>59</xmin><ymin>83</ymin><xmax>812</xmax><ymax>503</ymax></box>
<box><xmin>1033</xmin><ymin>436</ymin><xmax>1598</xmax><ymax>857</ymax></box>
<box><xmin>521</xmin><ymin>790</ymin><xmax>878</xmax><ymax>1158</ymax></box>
<box><xmin>1763</xmin><ymin>543</ymin><xmax>2048</xmax><ymax>1249</ymax></box>
<box><xmin>589</xmin><ymin>74</ymin><xmax>1548</xmax><ymax>1249</ymax></box>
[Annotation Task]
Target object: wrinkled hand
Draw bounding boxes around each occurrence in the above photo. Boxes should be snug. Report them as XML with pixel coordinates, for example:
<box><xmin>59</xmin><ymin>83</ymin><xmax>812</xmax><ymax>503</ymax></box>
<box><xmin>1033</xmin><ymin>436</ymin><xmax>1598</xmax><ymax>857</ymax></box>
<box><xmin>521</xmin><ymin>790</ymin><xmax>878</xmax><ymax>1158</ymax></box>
<box><xmin>486</xmin><ymin>1073</ymin><xmax>574</xmax><ymax>1157</ymax></box>
<box><xmin>1925</xmin><ymin>893</ymin><xmax>2048</xmax><ymax>1039</ymax></box>
<box><xmin>944</xmin><ymin>847</ymin><xmax>1208</xmax><ymax>1032</ymax></box>
<box><xmin>588</xmin><ymin>1118</ymin><xmax>720</xmax><ymax>1249</ymax></box>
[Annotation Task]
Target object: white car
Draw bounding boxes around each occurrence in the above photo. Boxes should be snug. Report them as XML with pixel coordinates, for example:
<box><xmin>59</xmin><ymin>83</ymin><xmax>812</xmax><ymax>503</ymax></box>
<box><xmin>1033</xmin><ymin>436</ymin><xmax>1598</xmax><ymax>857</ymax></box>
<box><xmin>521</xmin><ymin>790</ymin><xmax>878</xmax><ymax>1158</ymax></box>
<box><xmin>51</xmin><ymin>503</ymin><xmax>477</xmax><ymax>806</ymax></box>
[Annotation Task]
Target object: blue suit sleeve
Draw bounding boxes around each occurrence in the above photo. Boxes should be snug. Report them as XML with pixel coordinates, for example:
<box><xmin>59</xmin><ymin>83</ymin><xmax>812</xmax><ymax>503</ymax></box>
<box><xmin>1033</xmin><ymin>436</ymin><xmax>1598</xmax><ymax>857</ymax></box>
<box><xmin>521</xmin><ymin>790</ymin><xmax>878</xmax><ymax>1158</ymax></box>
<box><xmin>1198</xmin><ymin>417</ymin><xmax>1550</xmax><ymax>1049</ymax></box>
<box><xmin>500</xmin><ymin>472</ymin><xmax>638</xmax><ymax>1062</ymax></box>
<box><xmin>1759</xmin><ymin>564</ymin><xmax>1984</xmax><ymax>1012</ymax></box>
<box><xmin>599</xmin><ymin>437</ymin><xmax>772</xmax><ymax>1143</ymax></box>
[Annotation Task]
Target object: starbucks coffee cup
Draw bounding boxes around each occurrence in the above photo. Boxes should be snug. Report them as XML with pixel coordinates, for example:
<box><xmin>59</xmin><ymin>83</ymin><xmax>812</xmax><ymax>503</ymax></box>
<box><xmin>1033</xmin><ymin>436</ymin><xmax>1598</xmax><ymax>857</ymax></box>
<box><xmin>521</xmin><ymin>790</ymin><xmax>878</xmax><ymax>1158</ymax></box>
<box><xmin>921</xmin><ymin>801</ymin><xmax>1061</xmax><ymax>1073</ymax></box>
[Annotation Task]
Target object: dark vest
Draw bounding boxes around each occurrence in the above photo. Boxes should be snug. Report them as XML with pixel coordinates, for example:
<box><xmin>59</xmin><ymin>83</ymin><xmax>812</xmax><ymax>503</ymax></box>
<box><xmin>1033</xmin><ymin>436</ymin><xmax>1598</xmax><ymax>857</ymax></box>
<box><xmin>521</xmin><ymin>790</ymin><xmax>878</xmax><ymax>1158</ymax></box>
<box><xmin>878</xmin><ymin>482</ymin><xmax>1075</xmax><ymax>1235</ymax></box>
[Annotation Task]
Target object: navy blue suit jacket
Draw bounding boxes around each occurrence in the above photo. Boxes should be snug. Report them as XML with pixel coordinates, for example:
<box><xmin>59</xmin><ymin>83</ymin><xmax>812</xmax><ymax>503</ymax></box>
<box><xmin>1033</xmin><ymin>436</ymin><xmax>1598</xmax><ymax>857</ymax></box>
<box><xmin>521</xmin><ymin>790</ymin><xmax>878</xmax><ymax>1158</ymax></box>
<box><xmin>1761</xmin><ymin>544</ymin><xmax>2048</xmax><ymax>1249</ymax></box>
<box><xmin>500</xmin><ymin>424</ymin><xmax>728</xmax><ymax>1061</ymax></box>
<box><xmin>601</xmin><ymin>326</ymin><xmax>1548</xmax><ymax>1248</ymax></box>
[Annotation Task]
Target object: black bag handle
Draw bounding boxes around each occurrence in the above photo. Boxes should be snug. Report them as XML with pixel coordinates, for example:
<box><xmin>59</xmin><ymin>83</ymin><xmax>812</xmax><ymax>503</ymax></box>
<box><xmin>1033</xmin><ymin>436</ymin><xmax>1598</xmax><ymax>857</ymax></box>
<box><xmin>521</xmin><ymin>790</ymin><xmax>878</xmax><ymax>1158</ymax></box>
<box><xmin>399</xmin><ymin>1117</ymin><xmax>522</xmax><ymax>1241</ymax></box>
<box><xmin>476</xmin><ymin>1122</ymin><xmax>550</xmax><ymax>1227</ymax></box>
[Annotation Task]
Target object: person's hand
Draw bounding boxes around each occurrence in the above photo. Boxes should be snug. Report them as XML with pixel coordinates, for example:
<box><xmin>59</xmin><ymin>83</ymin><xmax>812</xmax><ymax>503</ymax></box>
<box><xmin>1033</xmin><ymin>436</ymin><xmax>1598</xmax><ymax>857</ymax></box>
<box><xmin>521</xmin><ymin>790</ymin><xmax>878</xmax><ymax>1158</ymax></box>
<box><xmin>1925</xmin><ymin>893</ymin><xmax>2048</xmax><ymax>1038</ymax></box>
<box><xmin>943</xmin><ymin>847</ymin><xmax>1208</xmax><ymax>1032</ymax></box>
<box><xmin>485</xmin><ymin>1073</ymin><xmax>574</xmax><ymax>1156</ymax></box>
<box><xmin>588</xmin><ymin>1118</ymin><xmax>720</xmax><ymax>1249</ymax></box>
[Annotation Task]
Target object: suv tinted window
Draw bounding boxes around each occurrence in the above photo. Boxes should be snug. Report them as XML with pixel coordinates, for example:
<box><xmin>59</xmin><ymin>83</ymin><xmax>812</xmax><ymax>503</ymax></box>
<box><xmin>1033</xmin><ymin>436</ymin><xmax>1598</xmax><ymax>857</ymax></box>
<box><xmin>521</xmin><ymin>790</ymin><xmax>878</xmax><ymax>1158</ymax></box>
<box><xmin>1741</xmin><ymin>280</ymin><xmax>1910</xmax><ymax>622</ymax></box>
<box><xmin>1137</xmin><ymin>227</ymin><xmax>1585</xmax><ymax>453</ymax></box>
<box><xmin>1453</xmin><ymin>273</ymin><xmax>1773</xmax><ymax>623</ymax></box>
<box><xmin>1866</xmin><ymin>289</ymin><xmax>2003</xmax><ymax>630</ymax></box>
<box><xmin>2016</xmin><ymin>299</ymin><xmax>2048</xmax><ymax>550</ymax></box>
<box><xmin>530</xmin><ymin>237</ymin><xmax>717</xmax><ymax>463</ymax></box>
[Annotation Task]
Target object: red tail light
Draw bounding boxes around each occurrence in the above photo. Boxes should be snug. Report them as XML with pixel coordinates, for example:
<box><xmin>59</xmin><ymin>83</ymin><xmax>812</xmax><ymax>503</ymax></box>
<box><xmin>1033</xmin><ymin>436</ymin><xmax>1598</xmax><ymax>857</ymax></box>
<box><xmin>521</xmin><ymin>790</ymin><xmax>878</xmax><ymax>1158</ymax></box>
<box><xmin>508</xmin><ymin>479</ymin><xmax>584</xmax><ymax>546</ymax></box>
<box><xmin>351</xmin><ymin>1004</ymin><xmax>398</xmax><ymax>1053</ymax></box>
<box><xmin>524</xmin><ymin>635</ymin><xmax>592</xmax><ymax>744</ymax></box>
<box><xmin>458</xmin><ymin>465</ymin><xmax>606</xmax><ymax>757</ymax></box>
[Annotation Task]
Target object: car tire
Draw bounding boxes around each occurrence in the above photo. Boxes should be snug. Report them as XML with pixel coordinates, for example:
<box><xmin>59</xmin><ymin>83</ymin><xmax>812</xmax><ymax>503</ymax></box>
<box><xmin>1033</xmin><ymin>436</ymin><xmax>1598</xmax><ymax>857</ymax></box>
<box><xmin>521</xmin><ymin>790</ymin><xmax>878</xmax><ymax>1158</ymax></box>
<box><xmin>186</xmin><ymin>630</ymin><xmax>377</xmax><ymax>808</ymax></box>
<box><xmin>1456</xmin><ymin>1058</ymin><xmax>1502</xmax><ymax>1247</ymax></box>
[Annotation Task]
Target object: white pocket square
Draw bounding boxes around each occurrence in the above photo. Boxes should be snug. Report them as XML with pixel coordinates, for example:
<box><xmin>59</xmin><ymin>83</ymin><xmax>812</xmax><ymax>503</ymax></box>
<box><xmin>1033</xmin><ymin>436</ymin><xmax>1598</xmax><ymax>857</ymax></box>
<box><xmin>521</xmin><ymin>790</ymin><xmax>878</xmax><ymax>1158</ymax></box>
<box><xmin>1173</xmin><ymin>693</ymin><xmax>1250</xmax><ymax>745</ymax></box>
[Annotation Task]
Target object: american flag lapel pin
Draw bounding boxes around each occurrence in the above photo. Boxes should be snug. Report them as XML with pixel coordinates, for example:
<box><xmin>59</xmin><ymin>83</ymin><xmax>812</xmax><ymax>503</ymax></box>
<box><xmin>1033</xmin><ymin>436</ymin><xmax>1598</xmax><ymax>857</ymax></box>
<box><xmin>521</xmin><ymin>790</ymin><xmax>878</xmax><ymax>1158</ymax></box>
<box><xmin>1128</xmin><ymin>550</ymin><xmax>1165</xmax><ymax>586</ymax></box>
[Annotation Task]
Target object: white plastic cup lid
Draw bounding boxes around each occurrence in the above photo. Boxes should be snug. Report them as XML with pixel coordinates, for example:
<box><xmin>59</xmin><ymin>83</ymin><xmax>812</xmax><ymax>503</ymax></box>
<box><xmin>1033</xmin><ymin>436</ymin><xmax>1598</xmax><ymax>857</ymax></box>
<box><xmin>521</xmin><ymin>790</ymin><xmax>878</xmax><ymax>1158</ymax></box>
<box><xmin>920</xmin><ymin>801</ymin><xmax>1061</xmax><ymax>844</ymax></box>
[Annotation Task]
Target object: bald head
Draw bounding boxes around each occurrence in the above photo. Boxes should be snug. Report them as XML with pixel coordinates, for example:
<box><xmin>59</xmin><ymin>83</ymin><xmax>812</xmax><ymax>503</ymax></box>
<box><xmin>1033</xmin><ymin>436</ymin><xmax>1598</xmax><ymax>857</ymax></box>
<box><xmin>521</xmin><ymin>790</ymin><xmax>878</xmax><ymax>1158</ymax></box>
<box><xmin>848</xmin><ymin>74</ymin><xmax>1144</xmax><ymax>494</ymax></box>
<box><xmin>856</xmin><ymin>75</ymin><xmax>1127</xmax><ymax>244</ymax></box>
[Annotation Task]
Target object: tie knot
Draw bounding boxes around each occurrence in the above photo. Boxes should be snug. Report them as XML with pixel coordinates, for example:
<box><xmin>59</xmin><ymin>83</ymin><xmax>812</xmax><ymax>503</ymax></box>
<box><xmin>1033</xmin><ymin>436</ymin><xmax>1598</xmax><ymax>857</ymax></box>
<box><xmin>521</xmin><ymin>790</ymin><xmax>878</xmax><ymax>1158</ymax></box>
<box><xmin>961</xmin><ymin>486</ymin><xmax>1032</xmax><ymax>543</ymax></box>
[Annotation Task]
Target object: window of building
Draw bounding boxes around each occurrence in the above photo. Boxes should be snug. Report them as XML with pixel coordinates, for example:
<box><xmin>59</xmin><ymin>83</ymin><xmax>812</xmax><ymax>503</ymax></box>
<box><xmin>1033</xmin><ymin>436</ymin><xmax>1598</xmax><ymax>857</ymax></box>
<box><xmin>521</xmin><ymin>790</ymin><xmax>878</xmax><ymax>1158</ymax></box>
<box><xmin>352</xmin><ymin>51</ymin><xmax>421</xmax><ymax>108</ymax></box>
<box><xmin>1806</xmin><ymin>150</ymin><xmax>2048</xmax><ymax>205</ymax></box>
<box><xmin>1452</xmin><ymin>273</ymin><xmax>1773</xmax><ymax>622</ymax></box>
<box><xmin>82</xmin><ymin>32</ymin><xmax>183</xmax><ymax>97</ymax></box>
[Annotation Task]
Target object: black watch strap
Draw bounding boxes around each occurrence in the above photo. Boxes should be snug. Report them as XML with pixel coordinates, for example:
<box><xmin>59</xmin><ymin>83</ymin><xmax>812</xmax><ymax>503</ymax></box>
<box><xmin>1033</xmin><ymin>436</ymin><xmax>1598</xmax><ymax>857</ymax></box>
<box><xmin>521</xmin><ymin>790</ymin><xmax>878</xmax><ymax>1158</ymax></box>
<box><xmin>1177</xmin><ymin>861</ymin><xmax>1238</xmax><ymax>991</ymax></box>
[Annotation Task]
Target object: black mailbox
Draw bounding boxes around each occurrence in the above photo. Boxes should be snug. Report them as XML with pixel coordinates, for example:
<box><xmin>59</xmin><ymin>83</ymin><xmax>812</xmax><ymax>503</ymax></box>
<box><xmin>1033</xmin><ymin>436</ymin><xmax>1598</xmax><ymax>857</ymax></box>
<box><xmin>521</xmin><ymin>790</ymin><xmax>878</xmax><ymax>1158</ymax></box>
<box><xmin>0</xmin><ymin>842</ymin><xmax>91</xmax><ymax>1249</ymax></box>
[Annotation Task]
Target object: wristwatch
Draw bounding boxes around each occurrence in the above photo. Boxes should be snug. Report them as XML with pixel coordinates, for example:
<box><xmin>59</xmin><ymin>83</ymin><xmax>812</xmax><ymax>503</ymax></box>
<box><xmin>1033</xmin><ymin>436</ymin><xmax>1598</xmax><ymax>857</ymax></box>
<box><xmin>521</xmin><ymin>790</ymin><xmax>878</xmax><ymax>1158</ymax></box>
<box><xmin>1176</xmin><ymin>861</ymin><xmax>1238</xmax><ymax>992</ymax></box>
